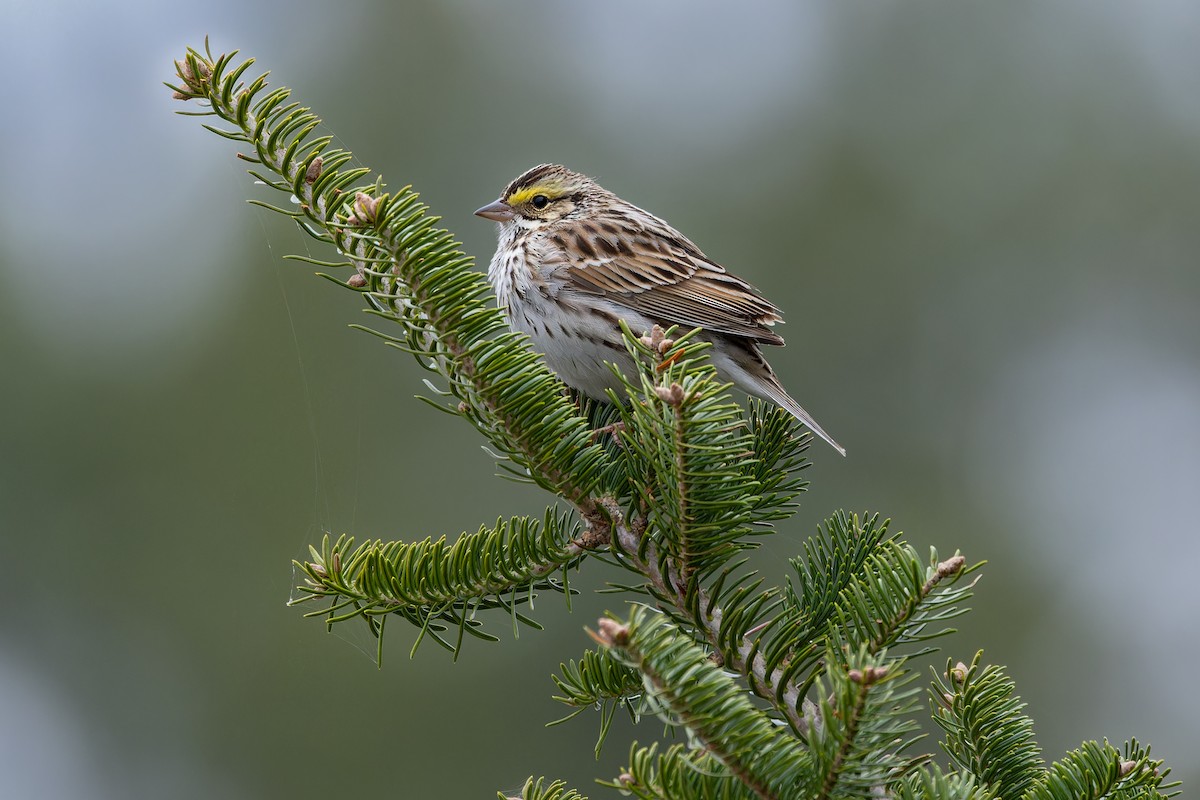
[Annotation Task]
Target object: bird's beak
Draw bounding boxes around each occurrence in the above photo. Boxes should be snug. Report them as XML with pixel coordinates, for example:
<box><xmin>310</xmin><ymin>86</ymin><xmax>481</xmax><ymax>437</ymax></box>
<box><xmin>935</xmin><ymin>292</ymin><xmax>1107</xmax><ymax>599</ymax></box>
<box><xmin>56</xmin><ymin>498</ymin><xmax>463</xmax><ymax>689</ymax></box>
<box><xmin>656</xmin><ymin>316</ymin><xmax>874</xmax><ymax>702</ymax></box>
<box><xmin>474</xmin><ymin>199</ymin><xmax>515</xmax><ymax>222</ymax></box>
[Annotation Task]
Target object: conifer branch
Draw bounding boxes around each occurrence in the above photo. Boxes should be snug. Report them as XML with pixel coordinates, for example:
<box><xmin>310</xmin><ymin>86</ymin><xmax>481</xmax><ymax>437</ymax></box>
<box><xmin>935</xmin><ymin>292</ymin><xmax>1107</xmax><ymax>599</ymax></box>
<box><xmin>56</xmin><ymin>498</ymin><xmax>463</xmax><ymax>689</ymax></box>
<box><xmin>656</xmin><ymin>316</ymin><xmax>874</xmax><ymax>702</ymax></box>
<box><xmin>605</xmin><ymin>743</ymin><xmax>770</xmax><ymax>800</ymax></box>
<box><xmin>550</xmin><ymin>647</ymin><xmax>645</xmax><ymax>755</ymax></box>
<box><xmin>551</xmin><ymin>647</ymin><xmax>644</xmax><ymax>715</ymax></box>
<box><xmin>169</xmin><ymin>40</ymin><xmax>613</xmax><ymax>520</ymax></box>
<box><xmin>552</xmin><ymin>647</ymin><xmax>648</xmax><ymax>714</ymax></box>
<box><xmin>503</xmin><ymin>777</ymin><xmax>589</xmax><ymax>800</ymax></box>
<box><xmin>893</xmin><ymin>765</ymin><xmax>993</xmax><ymax>800</ymax></box>
<box><xmin>290</xmin><ymin>511</ymin><xmax>586</xmax><ymax>650</ymax></box>
<box><xmin>808</xmin><ymin>648</ymin><xmax>922</xmax><ymax>799</ymax></box>
<box><xmin>591</xmin><ymin>609</ymin><xmax>812</xmax><ymax>800</ymax></box>
<box><xmin>932</xmin><ymin>657</ymin><xmax>1178</xmax><ymax>800</ymax></box>
<box><xmin>931</xmin><ymin>653</ymin><xmax>1044</xmax><ymax>797</ymax></box>
<box><xmin>612</xmin><ymin>327</ymin><xmax>765</xmax><ymax>588</ymax></box>
<box><xmin>1028</xmin><ymin>739</ymin><xmax>1166</xmax><ymax>800</ymax></box>
<box><xmin>600</xmin><ymin>493</ymin><xmax>810</xmax><ymax>735</ymax></box>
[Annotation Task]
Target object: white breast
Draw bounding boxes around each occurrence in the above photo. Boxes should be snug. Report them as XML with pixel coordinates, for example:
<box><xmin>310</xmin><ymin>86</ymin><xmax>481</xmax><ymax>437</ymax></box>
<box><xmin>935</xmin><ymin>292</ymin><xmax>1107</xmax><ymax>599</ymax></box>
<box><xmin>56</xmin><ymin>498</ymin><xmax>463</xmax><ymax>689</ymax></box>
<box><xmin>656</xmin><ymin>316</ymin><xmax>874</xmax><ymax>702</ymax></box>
<box><xmin>486</xmin><ymin>224</ymin><xmax>652</xmax><ymax>399</ymax></box>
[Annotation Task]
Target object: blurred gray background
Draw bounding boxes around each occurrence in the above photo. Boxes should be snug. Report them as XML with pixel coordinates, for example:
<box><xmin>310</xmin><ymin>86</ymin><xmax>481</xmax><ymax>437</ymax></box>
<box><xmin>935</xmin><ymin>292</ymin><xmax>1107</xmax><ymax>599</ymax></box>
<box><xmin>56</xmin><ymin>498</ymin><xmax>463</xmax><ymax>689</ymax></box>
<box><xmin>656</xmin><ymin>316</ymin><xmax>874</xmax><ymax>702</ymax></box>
<box><xmin>1</xmin><ymin>1</ymin><xmax>1197</xmax><ymax>797</ymax></box>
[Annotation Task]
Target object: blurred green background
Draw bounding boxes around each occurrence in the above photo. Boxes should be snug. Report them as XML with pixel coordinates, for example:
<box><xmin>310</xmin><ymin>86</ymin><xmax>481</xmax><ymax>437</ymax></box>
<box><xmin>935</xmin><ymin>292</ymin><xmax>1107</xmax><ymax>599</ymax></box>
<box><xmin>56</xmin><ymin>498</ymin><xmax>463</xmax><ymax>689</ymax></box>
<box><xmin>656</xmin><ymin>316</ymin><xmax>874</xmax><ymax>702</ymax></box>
<box><xmin>2</xmin><ymin>1</ymin><xmax>1197</xmax><ymax>797</ymax></box>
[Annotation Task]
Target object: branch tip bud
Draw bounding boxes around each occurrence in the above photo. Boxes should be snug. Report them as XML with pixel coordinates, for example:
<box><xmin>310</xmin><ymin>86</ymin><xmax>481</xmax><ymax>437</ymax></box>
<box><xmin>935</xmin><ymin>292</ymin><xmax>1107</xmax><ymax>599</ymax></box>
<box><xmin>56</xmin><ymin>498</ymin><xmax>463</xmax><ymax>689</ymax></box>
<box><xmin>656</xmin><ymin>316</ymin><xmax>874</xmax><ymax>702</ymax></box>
<box><xmin>594</xmin><ymin>617</ymin><xmax>629</xmax><ymax>647</ymax></box>
<box><xmin>849</xmin><ymin>665</ymin><xmax>888</xmax><ymax>685</ymax></box>
<box><xmin>353</xmin><ymin>191</ymin><xmax>380</xmax><ymax>223</ymax></box>
<box><xmin>347</xmin><ymin>273</ymin><xmax>367</xmax><ymax>289</ymax></box>
<box><xmin>654</xmin><ymin>383</ymin><xmax>686</xmax><ymax>407</ymax></box>
<box><xmin>937</xmin><ymin>554</ymin><xmax>966</xmax><ymax>578</ymax></box>
<box><xmin>639</xmin><ymin>324</ymin><xmax>671</xmax><ymax>351</ymax></box>
<box><xmin>305</xmin><ymin>157</ymin><xmax>323</xmax><ymax>185</ymax></box>
<box><xmin>174</xmin><ymin>54</ymin><xmax>212</xmax><ymax>96</ymax></box>
<box><xmin>950</xmin><ymin>662</ymin><xmax>968</xmax><ymax>684</ymax></box>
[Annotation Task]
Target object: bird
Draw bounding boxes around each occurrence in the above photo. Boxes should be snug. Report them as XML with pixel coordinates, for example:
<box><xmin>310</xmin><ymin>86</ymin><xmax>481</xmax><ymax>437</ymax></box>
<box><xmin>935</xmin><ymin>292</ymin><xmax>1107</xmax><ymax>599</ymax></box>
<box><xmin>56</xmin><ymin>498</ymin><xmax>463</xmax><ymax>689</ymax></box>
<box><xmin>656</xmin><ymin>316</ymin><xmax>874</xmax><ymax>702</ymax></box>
<box><xmin>474</xmin><ymin>164</ymin><xmax>844</xmax><ymax>456</ymax></box>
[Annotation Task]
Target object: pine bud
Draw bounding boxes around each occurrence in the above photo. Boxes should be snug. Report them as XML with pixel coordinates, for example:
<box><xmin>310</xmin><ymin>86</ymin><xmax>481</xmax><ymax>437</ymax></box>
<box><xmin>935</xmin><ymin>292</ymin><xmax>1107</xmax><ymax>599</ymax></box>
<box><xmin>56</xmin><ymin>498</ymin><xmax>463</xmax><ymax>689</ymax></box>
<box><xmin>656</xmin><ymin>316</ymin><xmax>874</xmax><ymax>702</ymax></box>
<box><xmin>937</xmin><ymin>554</ymin><xmax>966</xmax><ymax>578</ymax></box>
<box><xmin>593</xmin><ymin>617</ymin><xmax>629</xmax><ymax>647</ymax></box>
<box><xmin>305</xmin><ymin>156</ymin><xmax>323</xmax><ymax>185</ymax></box>
<box><xmin>654</xmin><ymin>383</ymin><xmax>686</xmax><ymax>407</ymax></box>
<box><xmin>850</xmin><ymin>665</ymin><xmax>888</xmax><ymax>685</ymax></box>
<box><xmin>639</xmin><ymin>325</ymin><xmax>667</xmax><ymax>350</ymax></box>
<box><xmin>353</xmin><ymin>191</ymin><xmax>380</xmax><ymax>224</ymax></box>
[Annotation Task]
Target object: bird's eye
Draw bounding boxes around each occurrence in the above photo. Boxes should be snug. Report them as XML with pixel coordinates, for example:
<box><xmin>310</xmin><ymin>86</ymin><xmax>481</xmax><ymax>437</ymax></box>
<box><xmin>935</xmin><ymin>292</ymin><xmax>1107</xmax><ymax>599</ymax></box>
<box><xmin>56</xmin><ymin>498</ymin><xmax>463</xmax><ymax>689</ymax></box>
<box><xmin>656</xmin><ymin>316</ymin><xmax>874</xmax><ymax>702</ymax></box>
<box><xmin>531</xmin><ymin>194</ymin><xmax>550</xmax><ymax>210</ymax></box>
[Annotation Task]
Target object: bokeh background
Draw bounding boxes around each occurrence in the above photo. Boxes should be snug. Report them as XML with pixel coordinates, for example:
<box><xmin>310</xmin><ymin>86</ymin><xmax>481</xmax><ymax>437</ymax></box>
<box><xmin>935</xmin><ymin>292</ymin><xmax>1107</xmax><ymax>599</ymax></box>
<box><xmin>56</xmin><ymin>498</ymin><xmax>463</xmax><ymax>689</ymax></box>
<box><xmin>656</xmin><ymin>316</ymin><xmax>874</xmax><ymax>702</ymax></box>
<box><xmin>2</xmin><ymin>1</ymin><xmax>1198</xmax><ymax>797</ymax></box>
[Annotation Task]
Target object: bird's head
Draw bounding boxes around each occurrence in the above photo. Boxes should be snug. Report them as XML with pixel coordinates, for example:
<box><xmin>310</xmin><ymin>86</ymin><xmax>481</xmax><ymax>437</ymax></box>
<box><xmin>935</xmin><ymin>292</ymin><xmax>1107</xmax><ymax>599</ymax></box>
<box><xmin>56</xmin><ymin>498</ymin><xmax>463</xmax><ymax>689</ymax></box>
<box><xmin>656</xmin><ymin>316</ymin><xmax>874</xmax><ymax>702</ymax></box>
<box><xmin>475</xmin><ymin>164</ymin><xmax>605</xmax><ymax>228</ymax></box>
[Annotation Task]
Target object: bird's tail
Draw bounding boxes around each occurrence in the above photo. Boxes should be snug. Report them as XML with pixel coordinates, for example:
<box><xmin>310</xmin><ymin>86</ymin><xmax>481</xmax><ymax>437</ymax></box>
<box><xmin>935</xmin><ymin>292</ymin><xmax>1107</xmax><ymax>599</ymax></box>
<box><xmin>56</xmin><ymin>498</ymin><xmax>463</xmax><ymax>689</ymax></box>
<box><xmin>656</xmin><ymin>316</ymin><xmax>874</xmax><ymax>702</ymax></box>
<box><xmin>758</xmin><ymin>378</ymin><xmax>846</xmax><ymax>457</ymax></box>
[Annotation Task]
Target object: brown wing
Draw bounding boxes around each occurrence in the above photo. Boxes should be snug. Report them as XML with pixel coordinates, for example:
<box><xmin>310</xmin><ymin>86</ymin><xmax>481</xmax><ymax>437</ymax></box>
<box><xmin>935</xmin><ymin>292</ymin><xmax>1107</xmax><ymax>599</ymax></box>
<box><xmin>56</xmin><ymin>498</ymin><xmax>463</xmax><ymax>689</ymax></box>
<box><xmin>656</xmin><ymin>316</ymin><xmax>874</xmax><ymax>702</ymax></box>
<box><xmin>544</xmin><ymin>215</ymin><xmax>785</xmax><ymax>345</ymax></box>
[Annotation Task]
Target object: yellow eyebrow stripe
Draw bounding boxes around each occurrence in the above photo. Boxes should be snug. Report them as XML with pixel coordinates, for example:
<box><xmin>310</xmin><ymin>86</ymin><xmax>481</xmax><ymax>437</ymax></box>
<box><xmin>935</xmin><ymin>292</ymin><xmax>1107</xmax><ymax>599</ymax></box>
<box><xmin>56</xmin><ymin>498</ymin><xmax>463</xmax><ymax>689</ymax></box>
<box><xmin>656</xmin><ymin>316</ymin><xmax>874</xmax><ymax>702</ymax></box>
<box><xmin>507</xmin><ymin>185</ymin><xmax>566</xmax><ymax>206</ymax></box>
